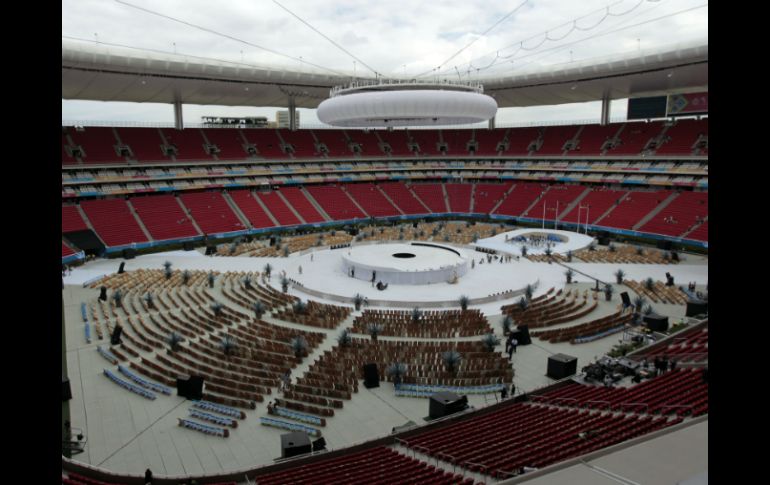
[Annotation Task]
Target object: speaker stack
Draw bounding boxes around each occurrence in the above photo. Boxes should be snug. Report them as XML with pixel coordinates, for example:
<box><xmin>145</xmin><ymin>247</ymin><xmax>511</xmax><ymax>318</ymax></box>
<box><xmin>547</xmin><ymin>354</ymin><xmax>577</xmax><ymax>380</ymax></box>
<box><xmin>176</xmin><ymin>376</ymin><xmax>205</xmax><ymax>400</ymax></box>
<box><xmin>363</xmin><ymin>363</ymin><xmax>380</xmax><ymax>388</ymax></box>
<box><xmin>281</xmin><ymin>431</ymin><xmax>312</xmax><ymax>458</ymax></box>
<box><xmin>428</xmin><ymin>392</ymin><xmax>468</xmax><ymax>420</ymax></box>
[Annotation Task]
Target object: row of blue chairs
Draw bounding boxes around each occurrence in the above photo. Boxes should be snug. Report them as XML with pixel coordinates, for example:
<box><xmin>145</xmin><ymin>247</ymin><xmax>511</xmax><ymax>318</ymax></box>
<box><xmin>103</xmin><ymin>369</ymin><xmax>156</xmax><ymax>400</ymax></box>
<box><xmin>573</xmin><ymin>325</ymin><xmax>626</xmax><ymax>344</ymax></box>
<box><xmin>260</xmin><ymin>417</ymin><xmax>321</xmax><ymax>437</ymax></box>
<box><xmin>192</xmin><ymin>400</ymin><xmax>246</xmax><ymax>419</ymax></box>
<box><xmin>189</xmin><ymin>409</ymin><xmax>238</xmax><ymax>428</ymax></box>
<box><xmin>178</xmin><ymin>418</ymin><xmax>229</xmax><ymax>437</ymax></box>
<box><xmin>397</xmin><ymin>383</ymin><xmax>504</xmax><ymax>395</ymax></box>
<box><xmin>117</xmin><ymin>365</ymin><xmax>172</xmax><ymax>395</ymax></box>
<box><xmin>272</xmin><ymin>406</ymin><xmax>324</xmax><ymax>426</ymax></box>
<box><xmin>97</xmin><ymin>346</ymin><xmax>118</xmax><ymax>365</ymax></box>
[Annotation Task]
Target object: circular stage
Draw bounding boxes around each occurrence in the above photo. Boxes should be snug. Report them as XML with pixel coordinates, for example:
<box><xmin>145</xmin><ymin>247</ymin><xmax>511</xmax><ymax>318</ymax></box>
<box><xmin>474</xmin><ymin>229</ymin><xmax>595</xmax><ymax>256</ymax></box>
<box><xmin>341</xmin><ymin>242</ymin><xmax>469</xmax><ymax>285</ymax></box>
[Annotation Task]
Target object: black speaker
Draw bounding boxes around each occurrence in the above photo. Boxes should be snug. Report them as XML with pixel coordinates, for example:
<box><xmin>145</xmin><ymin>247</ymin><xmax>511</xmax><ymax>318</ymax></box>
<box><xmin>412</xmin><ymin>222</ymin><xmax>418</xmax><ymax>228</ymax></box>
<box><xmin>312</xmin><ymin>437</ymin><xmax>327</xmax><ymax>452</ymax></box>
<box><xmin>177</xmin><ymin>376</ymin><xmax>204</xmax><ymax>400</ymax></box>
<box><xmin>686</xmin><ymin>299</ymin><xmax>708</xmax><ymax>317</ymax></box>
<box><xmin>547</xmin><ymin>353</ymin><xmax>577</xmax><ymax>380</ymax></box>
<box><xmin>122</xmin><ymin>248</ymin><xmax>136</xmax><ymax>259</ymax></box>
<box><xmin>99</xmin><ymin>287</ymin><xmax>107</xmax><ymax>301</ymax></box>
<box><xmin>363</xmin><ymin>363</ymin><xmax>380</xmax><ymax>388</ymax></box>
<box><xmin>183</xmin><ymin>241</ymin><xmax>195</xmax><ymax>251</ymax></box>
<box><xmin>62</xmin><ymin>377</ymin><xmax>72</xmax><ymax>402</ymax></box>
<box><xmin>349</xmin><ymin>227</ymin><xmax>359</xmax><ymax>236</ymax></box>
<box><xmin>598</xmin><ymin>237</ymin><xmax>610</xmax><ymax>246</ymax></box>
<box><xmin>644</xmin><ymin>314</ymin><xmax>669</xmax><ymax>332</ymax></box>
<box><xmin>429</xmin><ymin>392</ymin><xmax>468</xmax><ymax>420</ymax></box>
<box><xmin>515</xmin><ymin>325</ymin><xmax>532</xmax><ymax>345</ymax></box>
<box><xmin>269</xmin><ymin>236</ymin><xmax>277</xmax><ymax>247</ymax></box>
<box><xmin>110</xmin><ymin>325</ymin><xmax>123</xmax><ymax>346</ymax></box>
<box><xmin>656</xmin><ymin>240</ymin><xmax>673</xmax><ymax>250</ymax></box>
<box><xmin>118</xmin><ymin>262</ymin><xmax>125</xmax><ymax>274</ymax></box>
<box><xmin>620</xmin><ymin>292</ymin><xmax>631</xmax><ymax>307</ymax></box>
<box><xmin>205</xmin><ymin>245</ymin><xmax>217</xmax><ymax>255</ymax></box>
<box><xmin>281</xmin><ymin>431</ymin><xmax>312</xmax><ymax>458</ymax></box>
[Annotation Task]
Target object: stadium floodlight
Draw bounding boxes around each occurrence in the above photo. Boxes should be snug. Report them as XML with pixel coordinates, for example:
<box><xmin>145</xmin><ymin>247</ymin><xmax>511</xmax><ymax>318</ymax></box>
<box><xmin>317</xmin><ymin>79</ymin><xmax>497</xmax><ymax>127</ymax></box>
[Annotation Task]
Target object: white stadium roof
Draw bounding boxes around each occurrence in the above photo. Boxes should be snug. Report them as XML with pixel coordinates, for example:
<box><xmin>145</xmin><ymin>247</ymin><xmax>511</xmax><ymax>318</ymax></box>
<box><xmin>62</xmin><ymin>38</ymin><xmax>707</xmax><ymax>109</ymax></box>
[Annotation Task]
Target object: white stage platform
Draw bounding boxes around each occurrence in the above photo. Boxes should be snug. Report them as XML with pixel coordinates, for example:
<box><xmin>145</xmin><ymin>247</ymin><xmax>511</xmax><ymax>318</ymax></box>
<box><xmin>474</xmin><ymin>228</ymin><xmax>595</xmax><ymax>255</ymax></box>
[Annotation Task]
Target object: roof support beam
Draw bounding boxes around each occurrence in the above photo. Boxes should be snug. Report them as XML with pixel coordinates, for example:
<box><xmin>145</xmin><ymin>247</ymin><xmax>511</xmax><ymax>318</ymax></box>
<box><xmin>600</xmin><ymin>94</ymin><xmax>611</xmax><ymax>126</ymax></box>
<box><xmin>288</xmin><ymin>96</ymin><xmax>297</xmax><ymax>131</ymax></box>
<box><xmin>173</xmin><ymin>100</ymin><xmax>184</xmax><ymax>130</ymax></box>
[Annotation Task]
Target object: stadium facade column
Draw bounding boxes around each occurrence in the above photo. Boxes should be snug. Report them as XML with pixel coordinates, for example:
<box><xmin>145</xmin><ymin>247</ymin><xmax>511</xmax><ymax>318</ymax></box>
<box><xmin>174</xmin><ymin>100</ymin><xmax>184</xmax><ymax>130</ymax></box>
<box><xmin>288</xmin><ymin>96</ymin><xmax>297</xmax><ymax>131</ymax></box>
<box><xmin>488</xmin><ymin>115</ymin><xmax>496</xmax><ymax>130</ymax></box>
<box><xmin>600</xmin><ymin>93</ymin><xmax>611</xmax><ymax>126</ymax></box>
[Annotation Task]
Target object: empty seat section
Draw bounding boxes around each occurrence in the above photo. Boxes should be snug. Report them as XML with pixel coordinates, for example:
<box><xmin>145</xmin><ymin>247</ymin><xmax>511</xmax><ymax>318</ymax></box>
<box><xmin>494</xmin><ymin>182</ymin><xmax>546</xmax><ymax>217</ymax></box>
<box><xmin>202</xmin><ymin>129</ymin><xmax>248</xmax><ymax>160</ymax></box>
<box><xmin>62</xmin><ymin>205</ymin><xmax>89</xmax><ymax>233</ymax></box>
<box><xmin>687</xmin><ymin>220</ymin><xmax>708</xmax><ymax>242</ymax></box>
<box><xmin>115</xmin><ymin>128</ymin><xmax>166</xmax><ymax>162</ymax></box>
<box><xmin>380</xmin><ymin>182</ymin><xmax>430</xmax><ymax>214</ymax></box>
<box><xmin>441</xmin><ymin>129</ymin><xmax>473</xmax><ymax>155</ymax></box>
<box><xmin>598</xmin><ymin>190</ymin><xmax>671</xmax><ymax>230</ymax></box>
<box><xmin>278</xmin><ymin>129</ymin><xmax>318</xmax><ymax>157</ymax></box>
<box><xmin>561</xmin><ymin>189</ymin><xmax>627</xmax><ymax>224</ymax></box>
<box><xmin>305</xmin><ymin>185</ymin><xmax>365</xmax><ymax>220</ymax></box>
<box><xmin>345</xmin><ymin>183</ymin><xmax>400</xmax><ymax>217</ymax></box>
<box><xmin>639</xmin><ymin>191</ymin><xmax>708</xmax><ymax>237</ymax></box>
<box><xmin>241</xmin><ymin>129</ymin><xmax>289</xmax><ymax>158</ymax></box>
<box><xmin>280</xmin><ymin>187</ymin><xmax>326</xmax><ymax>223</ymax></box>
<box><xmin>68</xmin><ymin>127</ymin><xmax>123</xmax><ymax>164</ymax></box>
<box><xmin>572</xmin><ymin>124</ymin><xmax>618</xmax><ymax>155</ymax></box>
<box><xmin>473</xmin><ymin>183</ymin><xmax>511</xmax><ymax>214</ymax></box>
<box><xmin>474</xmin><ymin>128</ymin><xmax>506</xmax><ymax>155</ymax></box>
<box><xmin>445</xmin><ymin>183</ymin><xmax>472</xmax><ymax>212</ymax></box>
<box><xmin>503</xmin><ymin>127</ymin><xmax>540</xmax><ymax>155</ymax></box>
<box><xmin>130</xmin><ymin>195</ymin><xmax>200</xmax><ymax>240</ymax></box>
<box><xmin>228</xmin><ymin>190</ymin><xmax>275</xmax><ymax>229</ymax></box>
<box><xmin>537</xmin><ymin>125</ymin><xmax>580</xmax><ymax>155</ymax></box>
<box><xmin>62</xmin><ymin>242</ymin><xmax>76</xmax><ymax>257</ymax></box>
<box><xmin>409</xmin><ymin>129</ymin><xmax>441</xmax><ymax>155</ymax></box>
<box><xmin>80</xmin><ymin>199</ymin><xmax>149</xmax><ymax>246</ymax></box>
<box><xmin>62</xmin><ymin>132</ymin><xmax>77</xmax><ymax>165</ymax></box>
<box><xmin>312</xmin><ymin>130</ymin><xmax>352</xmax><ymax>157</ymax></box>
<box><xmin>656</xmin><ymin>119</ymin><xmax>708</xmax><ymax>155</ymax></box>
<box><xmin>523</xmin><ymin>185</ymin><xmax>586</xmax><ymax>219</ymax></box>
<box><xmin>179</xmin><ymin>191</ymin><xmax>245</xmax><ymax>234</ymax></box>
<box><xmin>411</xmin><ymin>183</ymin><xmax>447</xmax><ymax>213</ymax></box>
<box><xmin>345</xmin><ymin>129</ymin><xmax>384</xmax><ymax>156</ymax></box>
<box><xmin>609</xmin><ymin>122</ymin><xmax>664</xmax><ymax>155</ymax></box>
<box><xmin>160</xmin><ymin>128</ymin><xmax>213</xmax><ymax>161</ymax></box>
<box><xmin>377</xmin><ymin>130</ymin><xmax>412</xmax><ymax>156</ymax></box>
<box><xmin>255</xmin><ymin>191</ymin><xmax>301</xmax><ymax>226</ymax></box>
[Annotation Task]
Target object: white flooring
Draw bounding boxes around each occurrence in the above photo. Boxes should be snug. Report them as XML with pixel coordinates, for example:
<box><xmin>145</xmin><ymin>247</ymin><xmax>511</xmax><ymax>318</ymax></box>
<box><xmin>62</xmin><ymin>244</ymin><xmax>707</xmax><ymax>480</ymax></box>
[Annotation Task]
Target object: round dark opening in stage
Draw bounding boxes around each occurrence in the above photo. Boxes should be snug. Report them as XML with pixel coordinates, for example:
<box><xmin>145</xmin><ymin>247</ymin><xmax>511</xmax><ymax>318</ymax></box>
<box><xmin>392</xmin><ymin>253</ymin><xmax>416</xmax><ymax>259</ymax></box>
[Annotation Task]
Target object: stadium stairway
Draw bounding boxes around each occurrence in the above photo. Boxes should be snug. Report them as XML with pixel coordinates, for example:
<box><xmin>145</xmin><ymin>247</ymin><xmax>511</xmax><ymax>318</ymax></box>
<box><xmin>340</xmin><ymin>185</ymin><xmax>371</xmax><ymax>218</ymax></box>
<box><xmin>558</xmin><ymin>187</ymin><xmax>592</xmax><ymax>220</ymax></box>
<box><xmin>175</xmin><ymin>196</ymin><xmax>205</xmax><ymax>236</ymax></box>
<box><xmin>407</xmin><ymin>183</ymin><xmax>436</xmax><ymax>213</ymax></box>
<box><xmin>126</xmin><ymin>199</ymin><xmax>154</xmax><ymax>242</ymax></box>
<box><xmin>632</xmin><ymin>191</ymin><xmax>680</xmax><ymax>231</ymax></box>
<box><xmin>441</xmin><ymin>183</ymin><xmax>451</xmax><ymax>213</ymax></box>
<box><xmin>300</xmin><ymin>188</ymin><xmax>333</xmax><ymax>222</ymax></box>
<box><xmin>469</xmin><ymin>184</ymin><xmax>476</xmax><ymax>213</ymax></box>
<box><xmin>489</xmin><ymin>184</ymin><xmax>516</xmax><ymax>214</ymax></box>
<box><xmin>521</xmin><ymin>185</ymin><xmax>550</xmax><ymax>217</ymax></box>
<box><xmin>391</xmin><ymin>442</ymin><xmax>489</xmax><ymax>484</ymax></box>
<box><xmin>75</xmin><ymin>204</ymin><xmax>107</xmax><ymax>246</ymax></box>
<box><xmin>251</xmin><ymin>191</ymin><xmax>281</xmax><ymax>226</ymax></box>
<box><xmin>680</xmin><ymin>215</ymin><xmax>708</xmax><ymax>240</ymax></box>
<box><xmin>377</xmin><ymin>185</ymin><xmax>406</xmax><ymax>215</ymax></box>
<box><xmin>276</xmin><ymin>191</ymin><xmax>307</xmax><ymax>224</ymax></box>
<box><xmin>222</xmin><ymin>192</ymin><xmax>252</xmax><ymax>229</ymax></box>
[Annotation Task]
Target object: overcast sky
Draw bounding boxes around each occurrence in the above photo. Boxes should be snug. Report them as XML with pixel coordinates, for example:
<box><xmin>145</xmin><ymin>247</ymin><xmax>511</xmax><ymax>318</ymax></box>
<box><xmin>61</xmin><ymin>0</ymin><xmax>707</xmax><ymax>127</ymax></box>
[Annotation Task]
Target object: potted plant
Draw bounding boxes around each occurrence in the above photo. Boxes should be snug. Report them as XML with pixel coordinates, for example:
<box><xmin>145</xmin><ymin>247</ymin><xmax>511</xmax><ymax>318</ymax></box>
<box><xmin>521</xmin><ymin>245</ymin><xmax>528</xmax><ymax>257</ymax></box>
<box><xmin>608</xmin><ymin>243</ymin><xmax>617</xmax><ymax>253</ymax></box>
<box><xmin>518</xmin><ymin>297</ymin><xmax>529</xmax><ymax>312</ymax></box>
<box><xmin>524</xmin><ymin>283</ymin><xmax>535</xmax><ymax>301</ymax></box>
<box><xmin>292</xmin><ymin>300</ymin><xmax>307</xmax><ymax>315</ymax></box>
<box><xmin>644</xmin><ymin>278</ymin><xmax>656</xmax><ymax>292</ymax></box>
<box><xmin>220</xmin><ymin>335</ymin><xmax>237</xmax><ymax>357</ymax></box>
<box><xmin>211</xmin><ymin>302</ymin><xmax>224</xmax><ymax>318</ymax></box>
<box><xmin>386</xmin><ymin>362</ymin><xmax>407</xmax><ymax>388</ymax></box>
<box><xmin>353</xmin><ymin>294</ymin><xmax>365</xmax><ymax>311</ymax></box>
<box><xmin>635</xmin><ymin>246</ymin><xmax>645</xmax><ymax>256</ymax></box>
<box><xmin>643</xmin><ymin>304</ymin><xmax>654</xmax><ymax>316</ymax></box>
<box><xmin>112</xmin><ymin>289</ymin><xmax>123</xmax><ymax>308</ymax></box>
<box><xmin>367</xmin><ymin>323</ymin><xmax>383</xmax><ymax>342</ymax></box>
<box><xmin>565</xmin><ymin>269</ymin><xmax>574</xmax><ymax>284</ymax></box>
<box><xmin>614</xmin><ymin>269</ymin><xmax>625</xmax><ymax>285</ymax></box>
<box><xmin>252</xmin><ymin>301</ymin><xmax>266</xmax><ymax>320</ymax></box>
<box><xmin>243</xmin><ymin>275</ymin><xmax>253</xmax><ymax>290</ymax></box>
<box><xmin>337</xmin><ymin>329</ymin><xmax>352</xmax><ymax>348</ymax></box>
<box><xmin>289</xmin><ymin>336</ymin><xmax>308</xmax><ymax>359</ymax></box>
<box><xmin>263</xmin><ymin>263</ymin><xmax>272</xmax><ymax>279</ymax></box>
<box><xmin>501</xmin><ymin>315</ymin><xmax>514</xmax><ymax>336</ymax></box>
<box><xmin>442</xmin><ymin>350</ymin><xmax>463</xmax><ymax>374</ymax></box>
<box><xmin>459</xmin><ymin>295</ymin><xmax>470</xmax><ymax>311</ymax></box>
<box><xmin>207</xmin><ymin>272</ymin><xmax>216</xmax><ymax>288</ymax></box>
<box><xmin>633</xmin><ymin>295</ymin><xmax>647</xmax><ymax>313</ymax></box>
<box><xmin>604</xmin><ymin>284</ymin><xmax>614</xmax><ymax>302</ymax></box>
<box><xmin>566</xmin><ymin>250</ymin><xmax>573</xmax><ymax>262</ymax></box>
<box><xmin>281</xmin><ymin>277</ymin><xmax>290</xmax><ymax>293</ymax></box>
<box><xmin>167</xmin><ymin>332</ymin><xmax>184</xmax><ymax>352</ymax></box>
<box><xmin>481</xmin><ymin>333</ymin><xmax>500</xmax><ymax>352</ymax></box>
<box><xmin>144</xmin><ymin>292</ymin><xmax>154</xmax><ymax>310</ymax></box>
<box><xmin>182</xmin><ymin>270</ymin><xmax>191</xmax><ymax>285</ymax></box>
<box><xmin>411</xmin><ymin>307</ymin><xmax>422</xmax><ymax>324</ymax></box>
<box><xmin>163</xmin><ymin>261</ymin><xmax>173</xmax><ymax>280</ymax></box>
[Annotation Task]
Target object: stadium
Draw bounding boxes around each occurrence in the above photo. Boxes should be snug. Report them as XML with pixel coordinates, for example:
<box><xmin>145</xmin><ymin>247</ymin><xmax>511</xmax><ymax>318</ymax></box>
<box><xmin>61</xmin><ymin>1</ymin><xmax>708</xmax><ymax>484</ymax></box>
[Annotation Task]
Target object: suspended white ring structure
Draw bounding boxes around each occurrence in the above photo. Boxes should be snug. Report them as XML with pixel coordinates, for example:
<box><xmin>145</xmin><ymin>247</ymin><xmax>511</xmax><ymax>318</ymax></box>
<box><xmin>317</xmin><ymin>81</ymin><xmax>498</xmax><ymax>127</ymax></box>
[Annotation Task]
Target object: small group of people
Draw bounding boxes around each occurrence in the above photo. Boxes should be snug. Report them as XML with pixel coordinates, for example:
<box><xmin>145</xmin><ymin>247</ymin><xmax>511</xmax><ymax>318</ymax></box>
<box><xmin>500</xmin><ymin>383</ymin><xmax>516</xmax><ymax>399</ymax></box>
<box><xmin>62</xmin><ymin>265</ymin><xmax>73</xmax><ymax>277</ymax></box>
<box><xmin>687</xmin><ymin>281</ymin><xmax>698</xmax><ymax>292</ymax></box>
<box><xmin>663</xmin><ymin>216</ymin><xmax>679</xmax><ymax>224</ymax></box>
<box><xmin>641</xmin><ymin>355</ymin><xmax>677</xmax><ymax>377</ymax></box>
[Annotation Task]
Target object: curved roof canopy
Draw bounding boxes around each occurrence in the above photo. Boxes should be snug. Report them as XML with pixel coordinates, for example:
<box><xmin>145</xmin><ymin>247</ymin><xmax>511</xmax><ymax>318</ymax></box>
<box><xmin>62</xmin><ymin>39</ymin><xmax>707</xmax><ymax>109</ymax></box>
